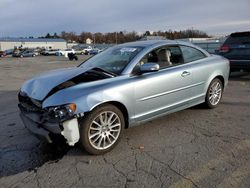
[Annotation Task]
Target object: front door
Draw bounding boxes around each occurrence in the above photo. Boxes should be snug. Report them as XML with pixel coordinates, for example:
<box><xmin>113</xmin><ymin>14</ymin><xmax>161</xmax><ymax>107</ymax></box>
<box><xmin>132</xmin><ymin>45</ymin><xmax>194</xmax><ymax>122</ymax></box>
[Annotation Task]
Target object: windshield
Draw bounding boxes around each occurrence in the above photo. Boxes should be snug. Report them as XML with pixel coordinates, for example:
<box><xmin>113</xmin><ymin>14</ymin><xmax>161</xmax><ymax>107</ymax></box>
<box><xmin>79</xmin><ymin>46</ymin><xmax>143</xmax><ymax>75</ymax></box>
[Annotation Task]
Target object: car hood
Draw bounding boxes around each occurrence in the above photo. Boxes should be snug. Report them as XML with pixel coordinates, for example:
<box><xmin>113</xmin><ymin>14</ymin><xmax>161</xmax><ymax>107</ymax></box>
<box><xmin>21</xmin><ymin>66</ymin><xmax>91</xmax><ymax>100</ymax></box>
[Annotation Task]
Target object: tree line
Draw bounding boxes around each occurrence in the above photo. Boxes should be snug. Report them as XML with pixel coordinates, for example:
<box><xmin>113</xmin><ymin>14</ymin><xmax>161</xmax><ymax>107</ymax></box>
<box><xmin>40</xmin><ymin>29</ymin><xmax>210</xmax><ymax>44</ymax></box>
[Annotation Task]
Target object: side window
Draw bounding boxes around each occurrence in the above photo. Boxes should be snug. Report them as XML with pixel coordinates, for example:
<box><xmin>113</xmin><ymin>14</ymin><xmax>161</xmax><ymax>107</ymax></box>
<box><xmin>133</xmin><ymin>46</ymin><xmax>184</xmax><ymax>73</ymax></box>
<box><xmin>180</xmin><ymin>46</ymin><xmax>206</xmax><ymax>63</ymax></box>
<box><xmin>167</xmin><ymin>46</ymin><xmax>184</xmax><ymax>66</ymax></box>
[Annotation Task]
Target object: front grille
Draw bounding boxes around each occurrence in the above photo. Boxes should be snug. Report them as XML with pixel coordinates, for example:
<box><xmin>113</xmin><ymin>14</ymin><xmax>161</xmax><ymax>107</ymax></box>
<box><xmin>18</xmin><ymin>92</ymin><xmax>44</xmax><ymax>113</ymax></box>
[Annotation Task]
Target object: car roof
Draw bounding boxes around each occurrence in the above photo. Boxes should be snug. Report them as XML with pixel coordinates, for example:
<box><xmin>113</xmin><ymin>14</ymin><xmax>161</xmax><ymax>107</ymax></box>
<box><xmin>117</xmin><ymin>39</ymin><xmax>202</xmax><ymax>49</ymax></box>
<box><xmin>230</xmin><ymin>31</ymin><xmax>250</xmax><ymax>37</ymax></box>
<box><xmin>116</xmin><ymin>39</ymin><xmax>209</xmax><ymax>55</ymax></box>
<box><xmin>120</xmin><ymin>39</ymin><xmax>210</xmax><ymax>74</ymax></box>
<box><xmin>118</xmin><ymin>40</ymin><xmax>177</xmax><ymax>47</ymax></box>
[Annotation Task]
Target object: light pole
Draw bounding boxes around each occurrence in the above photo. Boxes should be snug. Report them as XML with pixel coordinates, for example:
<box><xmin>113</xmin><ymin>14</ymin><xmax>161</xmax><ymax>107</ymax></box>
<box><xmin>93</xmin><ymin>33</ymin><xmax>96</xmax><ymax>46</ymax></box>
<box><xmin>115</xmin><ymin>32</ymin><xmax>118</xmax><ymax>44</ymax></box>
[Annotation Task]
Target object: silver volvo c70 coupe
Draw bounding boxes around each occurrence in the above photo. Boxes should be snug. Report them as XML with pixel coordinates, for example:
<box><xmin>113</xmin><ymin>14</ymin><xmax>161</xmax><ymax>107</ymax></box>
<box><xmin>18</xmin><ymin>40</ymin><xmax>230</xmax><ymax>154</ymax></box>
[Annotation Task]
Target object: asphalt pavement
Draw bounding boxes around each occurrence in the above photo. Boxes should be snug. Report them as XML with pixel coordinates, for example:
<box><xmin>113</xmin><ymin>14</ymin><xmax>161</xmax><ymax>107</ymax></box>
<box><xmin>0</xmin><ymin>56</ymin><xmax>249</xmax><ymax>188</ymax></box>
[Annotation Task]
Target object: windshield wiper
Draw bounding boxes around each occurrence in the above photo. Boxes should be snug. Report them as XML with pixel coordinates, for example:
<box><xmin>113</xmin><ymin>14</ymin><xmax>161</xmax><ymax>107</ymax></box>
<box><xmin>91</xmin><ymin>67</ymin><xmax>117</xmax><ymax>77</ymax></box>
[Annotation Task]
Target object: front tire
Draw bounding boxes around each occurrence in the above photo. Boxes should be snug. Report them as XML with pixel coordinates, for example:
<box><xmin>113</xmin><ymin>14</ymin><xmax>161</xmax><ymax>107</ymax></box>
<box><xmin>205</xmin><ymin>78</ymin><xmax>223</xmax><ymax>109</ymax></box>
<box><xmin>79</xmin><ymin>104</ymin><xmax>125</xmax><ymax>155</ymax></box>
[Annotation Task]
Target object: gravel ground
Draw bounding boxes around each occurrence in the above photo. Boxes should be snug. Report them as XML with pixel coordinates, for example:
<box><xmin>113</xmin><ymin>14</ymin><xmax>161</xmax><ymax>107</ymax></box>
<box><xmin>0</xmin><ymin>55</ymin><xmax>249</xmax><ymax>188</ymax></box>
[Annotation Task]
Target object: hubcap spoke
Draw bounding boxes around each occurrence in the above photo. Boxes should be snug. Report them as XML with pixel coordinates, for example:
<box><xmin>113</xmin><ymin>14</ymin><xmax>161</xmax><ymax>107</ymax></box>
<box><xmin>99</xmin><ymin>113</ymin><xmax>105</xmax><ymax>125</ymax></box>
<box><xmin>106</xmin><ymin>134</ymin><xmax>112</xmax><ymax>143</ymax></box>
<box><xmin>90</xmin><ymin>131</ymin><xmax>101</xmax><ymax>139</ymax></box>
<box><xmin>110</xmin><ymin>116</ymin><xmax>118</xmax><ymax>125</ymax></box>
<box><xmin>93</xmin><ymin>120</ymin><xmax>102</xmax><ymax>127</ymax></box>
<box><xmin>103</xmin><ymin>136</ymin><xmax>106</xmax><ymax>147</ymax></box>
<box><xmin>104</xmin><ymin>112</ymin><xmax>108</xmax><ymax>123</ymax></box>
<box><xmin>109</xmin><ymin>133</ymin><xmax>116</xmax><ymax>140</ymax></box>
<box><xmin>97</xmin><ymin>136</ymin><xmax>104</xmax><ymax>147</ymax></box>
<box><xmin>90</xmin><ymin>126</ymin><xmax>101</xmax><ymax>131</ymax></box>
<box><xmin>110</xmin><ymin>129</ymin><xmax>120</xmax><ymax>132</ymax></box>
<box><xmin>109</xmin><ymin>123</ymin><xmax>120</xmax><ymax>129</ymax></box>
<box><xmin>108</xmin><ymin>113</ymin><xmax>115</xmax><ymax>124</ymax></box>
<box><xmin>216</xmin><ymin>89</ymin><xmax>221</xmax><ymax>94</ymax></box>
<box><xmin>92</xmin><ymin>134</ymin><xmax>102</xmax><ymax>143</ymax></box>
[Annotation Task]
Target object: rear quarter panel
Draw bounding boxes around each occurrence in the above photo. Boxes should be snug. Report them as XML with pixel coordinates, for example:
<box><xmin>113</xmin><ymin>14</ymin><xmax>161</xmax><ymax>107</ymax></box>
<box><xmin>191</xmin><ymin>55</ymin><xmax>229</xmax><ymax>100</ymax></box>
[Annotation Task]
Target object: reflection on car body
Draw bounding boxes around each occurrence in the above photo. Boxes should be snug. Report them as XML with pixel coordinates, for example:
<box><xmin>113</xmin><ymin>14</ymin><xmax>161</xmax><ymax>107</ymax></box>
<box><xmin>18</xmin><ymin>40</ymin><xmax>230</xmax><ymax>154</ymax></box>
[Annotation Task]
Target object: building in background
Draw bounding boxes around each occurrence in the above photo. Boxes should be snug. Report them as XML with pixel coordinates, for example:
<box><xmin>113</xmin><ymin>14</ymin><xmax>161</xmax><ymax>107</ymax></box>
<box><xmin>0</xmin><ymin>38</ymin><xmax>67</xmax><ymax>51</ymax></box>
<box><xmin>67</xmin><ymin>42</ymin><xmax>79</xmax><ymax>49</ymax></box>
<box><xmin>178</xmin><ymin>37</ymin><xmax>226</xmax><ymax>43</ymax></box>
<box><xmin>140</xmin><ymin>36</ymin><xmax>166</xmax><ymax>40</ymax></box>
<box><xmin>86</xmin><ymin>38</ymin><xmax>93</xmax><ymax>44</ymax></box>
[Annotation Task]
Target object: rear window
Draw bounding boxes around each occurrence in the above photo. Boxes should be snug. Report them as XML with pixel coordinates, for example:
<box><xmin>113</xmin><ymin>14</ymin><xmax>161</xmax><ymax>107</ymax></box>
<box><xmin>225</xmin><ymin>32</ymin><xmax>250</xmax><ymax>45</ymax></box>
<box><xmin>180</xmin><ymin>46</ymin><xmax>206</xmax><ymax>63</ymax></box>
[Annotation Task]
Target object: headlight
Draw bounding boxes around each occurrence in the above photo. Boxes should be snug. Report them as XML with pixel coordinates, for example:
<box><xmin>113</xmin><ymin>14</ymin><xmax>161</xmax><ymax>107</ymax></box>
<box><xmin>48</xmin><ymin>103</ymin><xmax>77</xmax><ymax>122</ymax></box>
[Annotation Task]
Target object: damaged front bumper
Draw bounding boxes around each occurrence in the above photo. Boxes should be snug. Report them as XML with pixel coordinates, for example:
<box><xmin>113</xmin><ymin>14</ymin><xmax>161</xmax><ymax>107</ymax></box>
<box><xmin>18</xmin><ymin>103</ymin><xmax>81</xmax><ymax>146</ymax></box>
<box><xmin>20</xmin><ymin>112</ymin><xmax>53</xmax><ymax>143</ymax></box>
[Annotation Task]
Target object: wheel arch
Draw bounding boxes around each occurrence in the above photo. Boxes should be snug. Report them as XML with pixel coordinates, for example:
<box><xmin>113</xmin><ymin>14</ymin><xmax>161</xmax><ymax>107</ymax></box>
<box><xmin>214</xmin><ymin>75</ymin><xmax>225</xmax><ymax>89</ymax></box>
<box><xmin>205</xmin><ymin>73</ymin><xmax>226</xmax><ymax>95</ymax></box>
<box><xmin>88</xmin><ymin>101</ymin><xmax>130</xmax><ymax>129</ymax></box>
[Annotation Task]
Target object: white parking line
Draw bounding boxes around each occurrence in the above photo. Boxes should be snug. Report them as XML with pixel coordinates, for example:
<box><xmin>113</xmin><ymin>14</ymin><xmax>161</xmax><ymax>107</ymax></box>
<box><xmin>47</xmin><ymin>61</ymin><xmax>60</xmax><ymax>64</ymax></box>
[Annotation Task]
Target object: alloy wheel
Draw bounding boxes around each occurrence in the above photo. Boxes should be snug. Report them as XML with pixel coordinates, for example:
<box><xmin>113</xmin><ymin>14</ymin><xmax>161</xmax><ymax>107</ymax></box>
<box><xmin>88</xmin><ymin>111</ymin><xmax>121</xmax><ymax>150</ymax></box>
<box><xmin>209</xmin><ymin>81</ymin><xmax>222</xmax><ymax>106</ymax></box>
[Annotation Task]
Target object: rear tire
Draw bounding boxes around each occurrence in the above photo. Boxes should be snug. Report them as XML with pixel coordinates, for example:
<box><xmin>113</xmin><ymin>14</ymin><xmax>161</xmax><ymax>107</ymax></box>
<box><xmin>79</xmin><ymin>104</ymin><xmax>125</xmax><ymax>155</ymax></box>
<box><xmin>205</xmin><ymin>78</ymin><xmax>223</xmax><ymax>109</ymax></box>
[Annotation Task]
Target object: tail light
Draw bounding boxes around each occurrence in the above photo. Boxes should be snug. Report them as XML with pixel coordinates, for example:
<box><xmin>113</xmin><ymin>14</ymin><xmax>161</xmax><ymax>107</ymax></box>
<box><xmin>219</xmin><ymin>45</ymin><xmax>230</xmax><ymax>53</ymax></box>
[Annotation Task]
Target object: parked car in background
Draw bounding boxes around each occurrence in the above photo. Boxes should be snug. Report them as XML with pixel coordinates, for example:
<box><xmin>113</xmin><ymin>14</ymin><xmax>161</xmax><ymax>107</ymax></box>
<box><xmin>12</xmin><ymin>49</ymin><xmax>24</xmax><ymax>57</ymax></box>
<box><xmin>13</xmin><ymin>49</ymin><xmax>36</xmax><ymax>57</ymax></box>
<box><xmin>42</xmin><ymin>49</ymin><xmax>59</xmax><ymax>56</ymax></box>
<box><xmin>0</xmin><ymin>51</ymin><xmax>6</xmax><ymax>57</ymax></box>
<box><xmin>18</xmin><ymin>40</ymin><xmax>229</xmax><ymax>155</ymax></box>
<box><xmin>74</xmin><ymin>48</ymin><xmax>85</xmax><ymax>55</ymax></box>
<box><xmin>219</xmin><ymin>31</ymin><xmax>250</xmax><ymax>72</ymax></box>
<box><xmin>33</xmin><ymin>48</ymin><xmax>42</xmax><ymax>56</ymax></box>
<box><xmin>35</xmin><ymin>48</ymin><xmax>46</xmax><ymax>55</ymax></box>
<box><xmin>4</xmin><ymin>49</ymin><xmax>14</xmax><ymax>56</ymax></box>
<box><xmin>83</xmin><ymin>46</ymin><xmax>93</xmax><ymax>55</ymax></box>
<box><xmin>57</xmin><ymin>49</ymin><xmax>75</xmax><ymax>57</ymax></box>
<box><xmin>88</xmin><ymin>48</ymin><xmax>102</xmax><ymax>55</ymax></box>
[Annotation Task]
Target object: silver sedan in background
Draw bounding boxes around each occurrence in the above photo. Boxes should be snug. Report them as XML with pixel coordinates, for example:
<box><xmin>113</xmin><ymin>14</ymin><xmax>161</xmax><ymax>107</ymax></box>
<box><xmin>18</xmin><ymin>40</ymin><xmax>230</xmax><ymax>154</ymax></box>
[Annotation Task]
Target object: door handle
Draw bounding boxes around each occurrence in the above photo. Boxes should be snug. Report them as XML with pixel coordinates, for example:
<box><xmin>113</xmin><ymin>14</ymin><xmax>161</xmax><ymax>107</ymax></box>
<box><xmin>181</xmin><ymin>71</ymin><xmax>191</xmax><ymax>77</ymax></box>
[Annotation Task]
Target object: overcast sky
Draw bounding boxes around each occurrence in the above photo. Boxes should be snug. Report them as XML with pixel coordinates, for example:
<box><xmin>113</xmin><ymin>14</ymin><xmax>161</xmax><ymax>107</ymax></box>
<box><xmin>0</xmin><ymin>0</ymin><xmax>249</xmax><ymax>37</ymax></box>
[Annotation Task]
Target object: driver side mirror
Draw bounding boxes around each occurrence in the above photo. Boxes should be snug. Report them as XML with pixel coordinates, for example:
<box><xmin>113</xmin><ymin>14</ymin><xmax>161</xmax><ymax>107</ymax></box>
<box><xmin>140</xmin><ymin>63</ymin><xmax>160</xmax><ymax>74</ymax></box>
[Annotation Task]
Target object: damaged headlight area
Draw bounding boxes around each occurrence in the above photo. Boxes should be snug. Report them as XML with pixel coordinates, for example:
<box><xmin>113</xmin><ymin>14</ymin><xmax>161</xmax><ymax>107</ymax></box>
<box><xmin>19</xmin><ymin>93</ymin><xmax>82</xmax><ymax>146</ymax></box>
<box><xmin>48</xmin><ymin>103</ymin><xmax>77</xmax><ymax>122</ymax></box>
<box><xmin>47</xmin><ymin>103</ymin><xmax>81</xmax><ymax>146</ymax></box>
